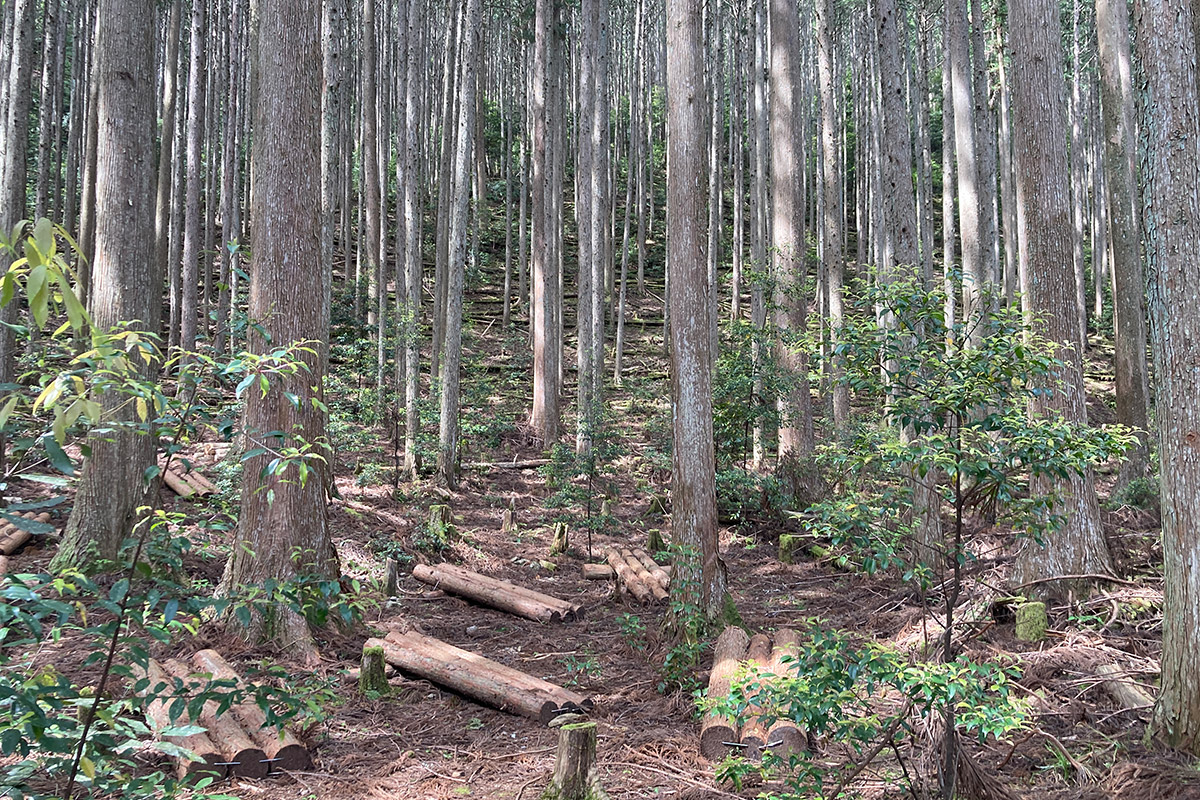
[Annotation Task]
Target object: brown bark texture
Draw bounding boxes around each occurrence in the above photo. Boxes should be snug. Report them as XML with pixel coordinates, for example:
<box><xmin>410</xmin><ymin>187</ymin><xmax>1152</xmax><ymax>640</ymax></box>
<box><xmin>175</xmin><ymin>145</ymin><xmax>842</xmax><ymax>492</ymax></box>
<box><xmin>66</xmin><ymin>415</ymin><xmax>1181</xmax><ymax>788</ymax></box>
<box><xmin>699</xmin><ymin>625</ymin><xmax>749</xmax><ymax>760</ymax></box>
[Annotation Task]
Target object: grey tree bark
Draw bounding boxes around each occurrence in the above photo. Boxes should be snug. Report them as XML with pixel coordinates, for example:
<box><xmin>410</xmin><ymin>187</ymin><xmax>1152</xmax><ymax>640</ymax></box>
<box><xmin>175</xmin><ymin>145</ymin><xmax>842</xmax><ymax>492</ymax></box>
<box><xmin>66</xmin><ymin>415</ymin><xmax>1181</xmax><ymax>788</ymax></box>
<box><xmin>666</xmin><ymin>0</ymin><xmax>728</xmax><ymax>621</ymax></box>
<box><xmin>1134</xmin><ymin>0</ymin><xmax>1200</xmax><ymax>754</ymax></box>
<box><xmin>1010</xmin><ymin>0</ymin><xmax>1112</xmax><ymax>596</ymax></box>
<box><xmin>221</xmin><ymin>0</ymin><xmax>338</xmax><ymax>658</ymax></box>
<box><xmin>180</xmin><ymin>0</ymin><xmax>206</xmax><ymax>354</ymax></box>
<box><xmin>52</xmin><ymin>0</ymin><xmax>159</xmax><ymax>570</ymax></box>
<box><xmin>1096</xmin><ymin>0</ymin><xmax>1150</xmax><ymax>486</ymax></box>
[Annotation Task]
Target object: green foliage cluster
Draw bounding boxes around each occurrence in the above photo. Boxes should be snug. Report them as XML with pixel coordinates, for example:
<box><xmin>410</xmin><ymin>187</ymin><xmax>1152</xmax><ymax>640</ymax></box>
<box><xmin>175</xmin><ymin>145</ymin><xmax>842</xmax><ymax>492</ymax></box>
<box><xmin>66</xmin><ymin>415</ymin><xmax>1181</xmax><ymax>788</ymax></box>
<box><xmin>710</xmin><ymin>624</ymin><xmax>1032</xmax><ymax>798</ymax></box>
<box><xmin>540</xmin><ymin>412</ymin><xmax>624</xmax><ymax>554</ymax></box>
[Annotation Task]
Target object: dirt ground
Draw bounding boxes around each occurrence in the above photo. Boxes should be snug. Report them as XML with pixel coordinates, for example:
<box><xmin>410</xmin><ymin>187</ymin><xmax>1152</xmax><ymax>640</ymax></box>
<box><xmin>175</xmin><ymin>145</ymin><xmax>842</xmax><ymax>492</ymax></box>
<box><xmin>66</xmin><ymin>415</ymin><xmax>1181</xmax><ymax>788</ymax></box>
<box><xmin>7</xmin><ymin>289</ymin><xmax>1197</xmax><ymax>800</ymax></box>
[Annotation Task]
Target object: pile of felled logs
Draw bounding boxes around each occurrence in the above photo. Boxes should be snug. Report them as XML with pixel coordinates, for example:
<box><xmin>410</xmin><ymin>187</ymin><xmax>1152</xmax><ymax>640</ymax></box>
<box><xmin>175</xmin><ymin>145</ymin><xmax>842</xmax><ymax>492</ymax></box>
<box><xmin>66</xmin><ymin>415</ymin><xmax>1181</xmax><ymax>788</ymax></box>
<box><xmin>160</xmin><ymin>459</ymin><xmax>217</xmax><ymax>499</ymax></box>
<box><xmin>137</xmin><ymin>650</ymin><xmax>311</xmax><ymax>780</ymax></box>
<box><xmin>593</xmin><ymin>547</ymin><xmax>670</xmax><ymax>604</ymax></box>
<box><xmin>700</xmin><ymin>627</ymin><xmax>804</xmax><ymax>762</ymax></box>
<box><xmin>366</xmin><ymin>629</ymin><xmax>592</xmax><ymax>725</ymax></box>
<box><xmin>412</xmin><ymin>562</ymin><xmax>584</xmax><ymax>623</ymax></box>
<box><xmin>0</xmin><ymin>511</ymin><xmax>53</xmax><ymax>577</ymax></box>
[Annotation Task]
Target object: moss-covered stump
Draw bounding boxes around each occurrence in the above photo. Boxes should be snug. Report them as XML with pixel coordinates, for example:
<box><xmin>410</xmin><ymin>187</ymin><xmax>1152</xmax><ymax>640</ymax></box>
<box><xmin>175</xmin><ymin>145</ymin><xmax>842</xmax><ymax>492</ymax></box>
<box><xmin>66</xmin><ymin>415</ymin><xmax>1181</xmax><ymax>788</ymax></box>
<box><xmin>359</xmin><ymin>645</ymin><xmax>389</xmax><ymax>694</ymax></box>
<box><xmin>647</xmin><ymin>527</ymin><xmax>666</xmax><ymax>554</ymax></box>
<box><xmin>540</xmin><ymin>721</ymin><xmax>609</xmax><ymax>800</ymax></box>
<box><xmin>429</xmin><ymin>504</ymin><xmax>456</xmax><ymax>544</ymax></box>
<box><xmin>778</xmin><ymin>534</ymin><xmax>802</xmax><ymax>564</ymax></box>
<box><xmin>1015</xmin><ymin>601</ymin><xmax>1048</xmax><ymax>642</ymax></box>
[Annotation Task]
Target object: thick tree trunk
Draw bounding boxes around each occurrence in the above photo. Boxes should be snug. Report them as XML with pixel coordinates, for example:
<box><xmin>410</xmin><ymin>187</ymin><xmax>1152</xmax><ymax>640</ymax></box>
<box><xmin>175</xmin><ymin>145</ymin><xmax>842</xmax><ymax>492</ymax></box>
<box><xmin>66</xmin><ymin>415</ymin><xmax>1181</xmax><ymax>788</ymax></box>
<box><xmin>220</xmin><ymin>0</ymin><xmax>338</xmax><ymax>657</ymax></box>
<box><xmin>1133</xmin><ymin>0</ymin><xmax>1200</xmax><ymax>754</ymax></box>
<box><xmin>52</xmin><ymin>0</ymin><xmax>159</xmax><ymax>570</ymax></box>
<box><xmin>666</xmin><ymin>0</ymin><xmax>727</xmax><ymax>621</ymax></box>
<box><xmin>1010</xmin><ymin>0</ymin><xmax>1112</xmax><ymax>596</ymax></box>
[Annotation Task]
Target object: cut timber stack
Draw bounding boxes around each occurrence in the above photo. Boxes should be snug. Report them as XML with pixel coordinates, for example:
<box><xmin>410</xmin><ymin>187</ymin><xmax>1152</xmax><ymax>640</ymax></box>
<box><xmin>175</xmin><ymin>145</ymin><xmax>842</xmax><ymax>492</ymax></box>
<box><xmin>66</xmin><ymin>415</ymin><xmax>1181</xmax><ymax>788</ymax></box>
<box><xmin>604</xmin><ymin>547</ymin><xmax>669</xmax><ymax>604</ymax></box>
<box><xmin>412</xmin><ymin>562</ymin><xmax>583</xmax><ymax>623</ymax></box>
<box><xmin>700</xmin><ymin>627</ymin><xmax>805</xmax><ymax>762</ymax></box>
<box><xmin>368</xmin><ymin>630</ymin><xmax>592</xmax><ymax>725</ymax></box>
<box><xmin>135</xmin><ymin>653</ymin><xmax>311</xmax><ymax>780</ymax></box>
<box><xmin>160</xmin><ymin>460</ymin><xmax>217</xmax><ymax>499</ymax></box>
<box><xmin>0</xmin><ymin>512</ymin><xmax>53</xmax><ymax>577</ymax></box>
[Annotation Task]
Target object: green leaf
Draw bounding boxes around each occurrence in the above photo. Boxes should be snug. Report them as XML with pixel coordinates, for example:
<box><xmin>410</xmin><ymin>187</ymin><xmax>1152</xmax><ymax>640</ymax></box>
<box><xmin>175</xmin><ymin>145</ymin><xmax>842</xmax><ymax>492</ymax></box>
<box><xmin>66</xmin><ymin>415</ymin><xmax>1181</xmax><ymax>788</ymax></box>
<box><xmin>0</xmin><ymin>511</ymin><xmax>55</xmax><ymax>535</ymax></box>
<box><xmin>42</xmin><ymin>435</ymin><xmax>75</xmax><ymax>475</ymax></box>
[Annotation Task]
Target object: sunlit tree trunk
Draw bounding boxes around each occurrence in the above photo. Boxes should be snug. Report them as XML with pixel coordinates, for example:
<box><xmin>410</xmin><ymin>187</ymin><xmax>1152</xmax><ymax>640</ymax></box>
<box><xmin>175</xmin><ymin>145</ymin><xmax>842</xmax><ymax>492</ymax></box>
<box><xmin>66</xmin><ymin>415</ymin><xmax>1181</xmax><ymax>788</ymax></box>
<box><xmin>947</xmin><ymin>0</ymin><xmax>983</xmax><ymax>345</ymax></box>
<box><xmin>52</xmin><ymin>0</ymin><xmax>158</xmax><ymax>571</ymax></box>
<box><xmin>180</xmin><ymin>0</ymin><xmax>206</xmax><ymax>353</ymax></box>
<box><xmin>402</xmin><ymin>0</ymin><xmax>423</xmax><ymax>478</ymax></box>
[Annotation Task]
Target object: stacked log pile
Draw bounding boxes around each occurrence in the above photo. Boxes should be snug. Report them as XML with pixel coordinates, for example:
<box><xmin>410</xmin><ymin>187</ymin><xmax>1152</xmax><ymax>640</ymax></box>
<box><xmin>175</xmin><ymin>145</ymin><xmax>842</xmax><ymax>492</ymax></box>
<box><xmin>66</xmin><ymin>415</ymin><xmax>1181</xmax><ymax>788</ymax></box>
<box><xmin>135</xmin><ymin>651</ymin><xmax>311</xmax><ymax>780</ymax></box>
<box><xmin>699</xmin><ymin>627</ymin><xmax>804</xmax><ymax>762</ymax></box>
<box><xmin>412</xmin><ymin>562</ymin><xmax>583</xmax><ymax>623</ymax></box>
<box><xmin>0</xmin><ymin>511</ymin><xmax>53</xmax><ymax>577</ymax></box>
<box><xmin>367</xmin><ymin>629</ymin><xmax>592</xmax><ymax>725</ymax></box>
<box><xmin>160</xmin><ymin>460</ymin><xmax>217</xmax><ymax>499</ymax></box>
<box><xmin>602</xmin><ymin>547</ymin><xmax>670</xmax><ymax>604</ymax></box>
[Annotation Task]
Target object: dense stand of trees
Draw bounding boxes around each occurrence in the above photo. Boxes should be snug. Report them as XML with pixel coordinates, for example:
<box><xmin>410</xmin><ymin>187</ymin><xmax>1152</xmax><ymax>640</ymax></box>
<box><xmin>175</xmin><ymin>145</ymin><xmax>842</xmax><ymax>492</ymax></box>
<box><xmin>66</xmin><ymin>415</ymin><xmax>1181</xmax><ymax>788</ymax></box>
<box><xmin>2</xmin><ymin>0</ymin><xmax>1200</xmax><ymax>754</ymax></box>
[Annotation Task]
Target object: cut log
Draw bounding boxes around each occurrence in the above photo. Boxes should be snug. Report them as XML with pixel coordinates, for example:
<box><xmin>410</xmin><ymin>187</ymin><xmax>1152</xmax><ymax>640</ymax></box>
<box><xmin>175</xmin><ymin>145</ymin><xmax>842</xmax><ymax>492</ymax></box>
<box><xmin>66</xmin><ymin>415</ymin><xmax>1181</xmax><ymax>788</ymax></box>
<box><xmin>189</xmin><ymin>649</ymin><xmax>310</xmax><ymax>772</ymax></box>
<box><xmin>765</xmin><ymin>628</ymin><xmax>805</xmax><ymax>758</ymax></box>
<box><xmin>0</xmin><ymin>555</ymin><xmax>8</xmax><ymax>577</ymax></box>
<box><xmin>162</xmin><ymin>659</ymin><xmax>269</xmax><ymax>778</ymax></box>
<box><xmin>699</xmin><ymin>626</ymin><xmax>750</xmax><ymax>761</ymax></box>
<box><xmin>162</xmin><ymin>469</ymin><xmax>197</xmax><ymax>498</ymax></box>
<box><xmin>0</xmin><ymin>512</ymin><xmax>53</xmax><ymax>555</ymax></box>
<box><xmin>383</xmin><ymin>630</ymin><xmax>592</xmax><ymax>713</ymax></box>
<box><xmin>412</xmin><ymin>562</ymin><xmax>580</xmax><ymax>622</ymax></box>
<box><xmin>631</xmin><ymin>548</ymin><xmax>670</xmax><ymax>591</ymax></box>
<box><xmin>134</xmin><ymin>659</ymin><xmax>227</xmax><ymax>781</ymax></box>
<box><xmin>620</xmin><ymin>548</ymin><xmax>668</xmax><ymax>602</ymax></box>
<box><xmin>582</xmin><ymin>563</ymin><xmax>614</xmax><ymax>581</ymax></box>
<box><xmin>1095</xmin><ymin>663</ymin><xmax>1155</xmax><ymax>713</ymax></box>
<box><xmin>372</xmin><ymin>632</ymin><xmax>590</xmax><ymax>725</ymax></box>
<box><xmin>740</xmin><ymin>634</ymin><xmax>773</xmax><ymax>760</ymax></box>
<box><xmin>605</xmin><ymin>548</ymin><xmax>653</xmax><ymax>604</ymax></box>
<box><xmin>183</xmin><ymin>468</ymin><xmax>217</xmax><ymax>493</ymax></box>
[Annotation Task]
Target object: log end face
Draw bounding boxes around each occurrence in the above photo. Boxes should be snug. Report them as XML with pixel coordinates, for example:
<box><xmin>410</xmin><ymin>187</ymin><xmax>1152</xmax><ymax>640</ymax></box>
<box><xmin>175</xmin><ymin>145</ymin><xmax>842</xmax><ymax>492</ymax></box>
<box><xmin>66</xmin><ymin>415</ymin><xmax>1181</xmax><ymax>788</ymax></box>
<box><xmin>699</xmin><ymin>725</ymin><xmax>737</xmax><ymax>761</ymax></box>
<box><xmin>271</xmin><ymin>742</ymin><xmax>312</xmax><ymax>772</ymax></box>
<box><xmin>230</xmin><ymin>748</ymin><xmax>270</xmax><ymax>779</ymax></box>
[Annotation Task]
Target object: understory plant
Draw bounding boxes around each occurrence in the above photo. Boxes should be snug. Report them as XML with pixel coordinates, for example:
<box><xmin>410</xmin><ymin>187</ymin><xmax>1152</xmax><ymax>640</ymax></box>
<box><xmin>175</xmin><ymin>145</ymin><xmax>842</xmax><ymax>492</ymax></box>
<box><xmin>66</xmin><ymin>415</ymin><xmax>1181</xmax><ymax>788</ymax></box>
<box><xmin>738</xmin><ymin>273</ymin><xmax>1133</xmax><ymax>797</ymax></box>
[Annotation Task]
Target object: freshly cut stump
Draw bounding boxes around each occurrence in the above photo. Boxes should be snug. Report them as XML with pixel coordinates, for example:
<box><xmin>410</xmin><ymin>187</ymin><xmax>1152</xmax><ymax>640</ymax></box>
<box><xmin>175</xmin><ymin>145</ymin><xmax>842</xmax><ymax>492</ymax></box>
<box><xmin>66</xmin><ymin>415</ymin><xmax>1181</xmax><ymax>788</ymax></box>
<box><xmin>765</xmin><ymin>628</ymin><xmax>805</xmax><ymax>758</ymax></box>
<box><xmin>540</xmin><ymin>721</ymin><xmax>609</xmax><ymax>800</ymax></box>
<box><xmin>699</xmin><ymin>626</ymin><xmax>750</xmax><ymax>760</ymax></box>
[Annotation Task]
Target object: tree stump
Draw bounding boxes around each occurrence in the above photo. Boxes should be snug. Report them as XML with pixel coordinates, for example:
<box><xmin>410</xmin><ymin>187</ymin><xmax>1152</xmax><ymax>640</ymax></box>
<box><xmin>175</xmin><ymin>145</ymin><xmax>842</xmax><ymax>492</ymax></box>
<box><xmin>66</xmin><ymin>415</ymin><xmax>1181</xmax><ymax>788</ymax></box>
<box><xmin>540</xmin><ymin>721</ymin><xmax>609</xmax><ymax>800</ymax></box>
<box><xmin>429</xmin><ymin>504</ymin><xmax>455</xmax><ymax>544</ymax></box>
<box><xmin>778</xmin><ymin>534</ymin><xmax>801</xmax><ymax>564</ymax></box>
<box><xmin>359</xmin><ymin>645</ymin><xmax>389</xmax><ymax>694</ymax></box>
<box><xmin>550</xmin><ymin>522</ymin><xmax>569</xmax><ymax>556</ymax></box>
<box><xmin>647</xmin><ymin>527</ymin><xmax>666</xmax><ymax>554</ymax></box>
<box><xmin>384</xmin><ymin>558</ymin><xmax>400</xmax><ymax>597</ymax></box>
<box><xmin>1015</xmin><ymin>601</ymin><xmax>1048</xmax><ymax>641</ymax></box>
<box><xmin>502</xmin><ymin>507</ymin><xmax>518</xmax><ymax>536</ymax></box>
<box><xmin>646</xmin><ymin>494</ymin><xmax>669</xmax><ymax>518</ymax></box>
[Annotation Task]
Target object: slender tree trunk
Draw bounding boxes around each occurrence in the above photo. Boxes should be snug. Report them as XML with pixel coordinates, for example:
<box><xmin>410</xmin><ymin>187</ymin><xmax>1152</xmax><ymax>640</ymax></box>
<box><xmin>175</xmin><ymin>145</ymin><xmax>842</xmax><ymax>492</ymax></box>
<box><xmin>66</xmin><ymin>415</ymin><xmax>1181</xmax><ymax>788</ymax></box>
<box><xmin>1010</xmin><ymin>0</ymin><xmax>1112</xmax><ymax>597</ymax></box>
<box><xmin>402</xmin><ymin>0</ymin><xmax>423</xmax><ymax>478</ymax></box>
<box><xmin>431</xmin><ymin>4</ymin><xmax>460</xmax><ymax>382</ymax></box>
<box><xmin>770</xmin><ymin>0</ymin><xmax>813</xmax><ymax>457</ymax></box>
<box><xmin>995</xmin><ymin>24</ymin><xmax>1018</xmax><ymax>306</ymax></box>
<box><xmin>52</xmin><ymin>0</ymin><xmax>159</xmax><ymax>571</ymax></box>
<box><xmin>180</xmin><ymin>0</ymin><xmax>205</xmax><ymax>353</ymax></box>
<box><xmin>1134</xmin><ymin>0</ymin><xmax>1200</xmax><ymax>754</ymax></box>
<box><xmin>1096</xmin><ymin>0</ymin><xmax>1150</xmax><ymax>485</ymax></box>
<box><xmin>666</xmin><ymin>0</ymin><xmax>728</xmax><ymax>621</ymax></box>
<box><xmin>947</xmin><ymin>0</ymin><xmax>983</xmax><ymax>345</ymax></box>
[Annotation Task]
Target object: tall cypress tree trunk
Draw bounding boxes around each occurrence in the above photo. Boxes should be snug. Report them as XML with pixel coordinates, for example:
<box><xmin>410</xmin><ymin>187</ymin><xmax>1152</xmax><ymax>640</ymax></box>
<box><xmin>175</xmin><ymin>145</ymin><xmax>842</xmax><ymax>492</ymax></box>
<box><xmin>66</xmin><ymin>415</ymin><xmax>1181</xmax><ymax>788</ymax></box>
<box><xmin>1010</xmin><ymin>0</ymin><xmax>1112</xmax><ymax>597</ymax></box>
<box><xmin>1096</xmin><ymin>0</ymin><xmax>1150</xmax><ymax>486</ymax></box>
<box><xmin>221</xmin><ymin>0</ymin><xmax>337</xmax><ymax>658</ymax></box>
<box><xmin>402</xmin><ymin>0</ymin><xmax>423</xmax><ymax>478</ymax></box>
<box><xmin>52</xmin><ymin>0</ymin><xmax>158</xmax><ymax>571</ymax></box>
<box><xmin>180</xmin><ymin>0</ymin><xmax>205</xmax><ymax>354</ymax></box>
<box><xmin>1134</xmin><ymin>0</ymin><xmax>1200</xmax><ymax>754</ymax></box>
<box><xmin>770</xmin><ymin>0</ymin><xmax>813</xmax><ymax>457</ymax></box>
<box><xmin>666</xmin><ymin>0</ymin><xmax>727</xmax><ymax>621</ymax></box>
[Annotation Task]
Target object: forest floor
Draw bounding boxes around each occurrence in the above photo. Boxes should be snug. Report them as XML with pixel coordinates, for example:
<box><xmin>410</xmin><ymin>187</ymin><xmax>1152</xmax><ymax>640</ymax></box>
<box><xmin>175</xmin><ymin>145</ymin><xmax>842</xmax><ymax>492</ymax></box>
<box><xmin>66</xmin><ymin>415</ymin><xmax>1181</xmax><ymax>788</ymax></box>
<box><xmin>9</xmin><ymin>271</ymin><xmax>1198</xmax><ymax>800</ymax></box>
